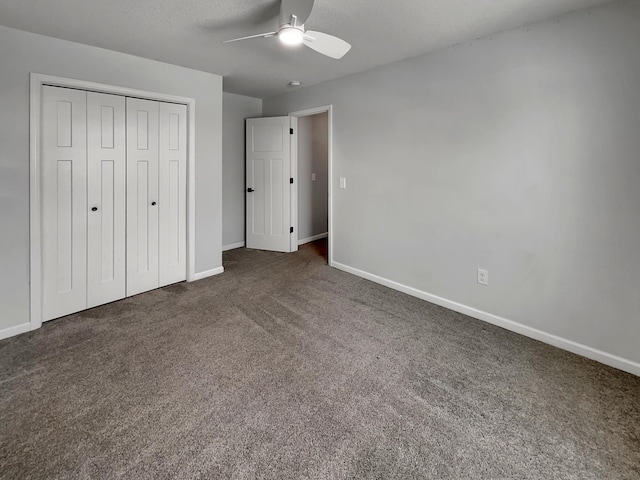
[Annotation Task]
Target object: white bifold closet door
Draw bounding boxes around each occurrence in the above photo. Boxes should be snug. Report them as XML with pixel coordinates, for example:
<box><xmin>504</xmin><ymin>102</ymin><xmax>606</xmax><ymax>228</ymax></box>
<box><xmin>41</xmin><ymin>86</ymin><xmax>88</xmax><ymax>321</ymax></box>
<box><xmin>126</xmin><ymin>99</ymin><xmax>187</xmax><ymax>296</ymax></box>
<box><xmin>87</xmin><ymin>92</ymin><xmax>127</xmax><ymax>308</ymax></box>
<box><xmin>126</xmin><ymin>98</ymin><xmax>160</xmax><ymax>296</ymax></box>
<box><xmin>158</xmin><ymin>102</ymin><xmax>187</xmax><ymax>287</ymax></box>
<box><xmin>41</xmin><ymin>86</ymin><xmax>187</xmax><ymax>322</ymax></box>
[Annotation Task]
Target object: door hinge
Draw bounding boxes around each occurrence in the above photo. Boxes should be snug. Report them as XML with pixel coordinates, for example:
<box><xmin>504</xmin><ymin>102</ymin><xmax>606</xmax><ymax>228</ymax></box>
<box><xmin>290</xmin><ymin>178</ymin><xmax>294</xmax><ymax>184</ymax></box>
<box><xmin>290</xmin><ymin>128</ymin><xmax>294</xmax><ymax>134</ymax></box>
<box><xmin>290</xmin><ymin>227</ymin><xmax>294</xmax><ymax>233</ymax></box>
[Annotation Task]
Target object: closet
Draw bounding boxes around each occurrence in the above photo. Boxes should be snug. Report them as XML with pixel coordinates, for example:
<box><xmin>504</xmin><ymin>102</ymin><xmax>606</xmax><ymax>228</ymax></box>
<box><xmin>40</xmin><ymin>86</ymin><xmax>187</xmax><ymax>322</ymax></box>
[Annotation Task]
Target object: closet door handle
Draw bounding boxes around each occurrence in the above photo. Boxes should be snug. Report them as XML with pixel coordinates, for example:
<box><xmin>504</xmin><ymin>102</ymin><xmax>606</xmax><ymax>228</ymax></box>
<box><xmin>151</xmin><ymin>201</ymin><xmax>157</xmax><ymax>206</ymax></box>
<box><xmin>91</xmin><ymin>207</ymin><xmax>98</xmax><ymax>212</ymax></box>
<box><xmin>247</xmin><ymin>188</ymin><xmax>254</xmax><ymax>193</ymax></box>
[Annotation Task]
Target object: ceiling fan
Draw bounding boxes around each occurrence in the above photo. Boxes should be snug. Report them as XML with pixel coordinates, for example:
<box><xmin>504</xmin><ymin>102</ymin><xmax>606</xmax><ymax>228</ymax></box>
<box><xmin>223</xmin><ymin>0</ymin><xmax>351</xmax><ymax>59</ymax></box>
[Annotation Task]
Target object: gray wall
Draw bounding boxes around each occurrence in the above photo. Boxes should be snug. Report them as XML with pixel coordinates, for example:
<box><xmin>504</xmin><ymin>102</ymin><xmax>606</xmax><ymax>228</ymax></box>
<box><xmin>264</xmin><ymin>1</ymin><xmax>640</xmax><ymax>366</ymax></box>
<box><xmin>222</xmin><ymin>92</ymin><xmax>262</xmax><ymax>248</ymax></box>
<box><xmin>297</xmin><ymin>113</ymin><xmax>329</xmax><ymax>242</ymax></box>
<box><xmin>0</xmin><ymin>26</ymin><xmax>222</xmax><ymax>334</ymax></box>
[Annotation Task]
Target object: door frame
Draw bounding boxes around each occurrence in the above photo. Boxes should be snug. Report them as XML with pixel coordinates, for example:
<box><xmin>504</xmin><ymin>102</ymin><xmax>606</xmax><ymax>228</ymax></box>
<box><xmin>29</xmin><ymin>73</ymin><xmax>197</xmax><ymax>331</ymax></box>
<box><xmin>288</xmin><ymin>105</ymin><xmax>333</xmax><ymax>265</ymax></box>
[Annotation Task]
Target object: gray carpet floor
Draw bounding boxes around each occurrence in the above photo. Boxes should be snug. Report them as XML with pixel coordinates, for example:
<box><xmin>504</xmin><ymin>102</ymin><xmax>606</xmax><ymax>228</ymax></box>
<box><xmin>1</xmin><ymin>240</ymin><xmax>639</xmax><ymax>479</ymax></box>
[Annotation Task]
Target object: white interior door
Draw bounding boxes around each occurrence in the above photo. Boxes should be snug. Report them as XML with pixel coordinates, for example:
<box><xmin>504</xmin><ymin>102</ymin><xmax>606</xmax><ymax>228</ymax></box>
<box><xmin>246</xmin><ymin>116</ymin><xmax>292</xmax><ymax>252</ymax></box>
<box><xmin>126</xmin><ymin>98</ymin><xmax>160</xmax><ymax>296</ymax></box>
<box><xmin>158</xmin><ymin>102</ymin><xmax>187</xmax><ymax>287</ymax></box>
<box><xmin>87</xmin><ymin>92</ymin><xmax>127</xmax><ymax>308</ymax></box>
<box><xmin>41</xmin><ymin>86</ymin><xmax>88</xmax><ymax>321</ymax></box>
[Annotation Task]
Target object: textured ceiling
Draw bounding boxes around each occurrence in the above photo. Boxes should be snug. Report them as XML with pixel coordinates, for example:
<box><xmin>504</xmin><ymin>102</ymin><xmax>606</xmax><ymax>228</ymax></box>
<box><xmin>0</xmin><ymin>0</ymin><xmax>611</xmax><ymax>98</ymax></box>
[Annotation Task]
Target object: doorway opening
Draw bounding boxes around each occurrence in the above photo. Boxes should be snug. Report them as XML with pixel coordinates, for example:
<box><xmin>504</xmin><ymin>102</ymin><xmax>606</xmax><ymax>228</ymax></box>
<box><xmin>244</xmin><ymin>106</ymin><xmax>332</xmax><ymax>264</ymax></box>
<box><xmin>290</xmin><ymin>106</ymin><xmax>332</xmax><ymax>265</ymax></box>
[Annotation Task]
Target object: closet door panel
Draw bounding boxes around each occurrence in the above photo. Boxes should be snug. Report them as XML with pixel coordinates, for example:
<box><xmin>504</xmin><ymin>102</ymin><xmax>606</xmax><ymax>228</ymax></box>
<box><xmin>158</xmin><ymin>103</ymin><xmax>187</xmax><ymax>287</ymax></box>
<box><xmin>87</xmin><ymin>92</ymin><xmax>127</xmax><ymax>308</ymax></box>
<box><xmin>126</xmin><ymin>98</ymin><xmax>160</xmax><ymax>296</ymax></box>
<box><xmin>41</xmin><ymin>86</ymin><xmax>87</xmax><ymax>321</ymax></box>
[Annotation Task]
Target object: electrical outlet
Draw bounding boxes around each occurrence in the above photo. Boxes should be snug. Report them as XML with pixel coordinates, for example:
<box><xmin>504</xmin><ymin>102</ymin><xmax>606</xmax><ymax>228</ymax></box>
<box><xmin>312</xmin><ymin>173</ymin><xmax>316</xmax><ymax>182</ymax></box>
<box><xmin>477</xmin><ymin>268</ymin><xmax>488</xmax><ymax>286</ymax></box>
<box><xmin>339</xmin><ymin>177</ymin><xmax>347</xmax><ymax>189</ymax></box>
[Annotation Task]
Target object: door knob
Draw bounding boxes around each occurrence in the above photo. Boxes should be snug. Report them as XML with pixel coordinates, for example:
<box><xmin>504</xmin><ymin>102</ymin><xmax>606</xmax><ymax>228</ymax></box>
<box><xmin>151</xmin><ymin>201</ymin><xmax>157</xmax><ymax>206</ymax></box>
<box><xmin>247</xmin><ymin>188</ymin><xmax>254</xmax><ymax>193</ymax></box>
<box><xmin>91</xmin><ymin>207</ymin><xmax>98</xmax><ymax>212</ymax></box>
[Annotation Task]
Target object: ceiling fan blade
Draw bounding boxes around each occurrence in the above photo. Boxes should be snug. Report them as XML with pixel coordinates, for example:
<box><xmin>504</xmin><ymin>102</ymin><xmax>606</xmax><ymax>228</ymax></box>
<box><xmin>280</xmin><ymin>0</ymin><xmax>315</xmax><ymax>26</ymax></box>
<box><xmin>303</xmin><ymin>31</ymin><xmax>351</xmax><ymax>59</ymax></box>
<box><xmin>223</xmin><ymin>32</ymin><xmax>277</xmax><ymax>44</ymax></box>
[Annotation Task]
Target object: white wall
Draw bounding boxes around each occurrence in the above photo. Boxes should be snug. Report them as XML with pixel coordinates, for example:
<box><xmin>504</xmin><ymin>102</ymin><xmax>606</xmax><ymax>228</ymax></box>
<box><xmin>0</xmin><ymin>26</ymin><xmax>223</xmax><ymax>336</ymax></box>
<box><xmin>222</xmin><ymin>92</ymin><xmax>262</xmax><ymax>249</ymax></box>
<box><xmin>264</xmin><ymin>1</ymin><xmax>640</xmax><ymax>373</ymax></box>
<box><xmin>297</xmin><ymin>113</ymin><xmax>328</xmax><ymax>243</ymax></box>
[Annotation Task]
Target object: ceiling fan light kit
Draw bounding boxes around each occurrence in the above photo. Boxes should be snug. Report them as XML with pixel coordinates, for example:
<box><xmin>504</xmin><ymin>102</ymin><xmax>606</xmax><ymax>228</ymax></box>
<box><xmin>279</xmin><ymin>26</ymin><xmax>304</xmax><ymax>46</ymax></box>
<box><xmin>223</xmin><ymin>0</ymin><xmax>351</xmax><ymax>59</ymax></box>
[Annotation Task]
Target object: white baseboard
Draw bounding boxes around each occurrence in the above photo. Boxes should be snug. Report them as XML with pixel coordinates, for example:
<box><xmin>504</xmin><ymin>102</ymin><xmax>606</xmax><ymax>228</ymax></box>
<box><xmin>332</xmin><ymin>261</ymin><xmax>640</xmax><ymax>377</ymax></box>
<box><xmin>298</xmin><ymin>232</ymin><xmax>328</xmax><ymax>246</ymax></box>
<box><xmin>191</xmin><ymin>266</ymin><xmax>224</xmax><ymax>281</ymax></box>
<box><xmin>223</xmin><ymin>241</ymin><xmax>245</xmax><ymax>251</ymax></box>
<box><xmin>0</xmin><ymin>322</ymin><xmax>31</xmax><ymax>341</ymax></box>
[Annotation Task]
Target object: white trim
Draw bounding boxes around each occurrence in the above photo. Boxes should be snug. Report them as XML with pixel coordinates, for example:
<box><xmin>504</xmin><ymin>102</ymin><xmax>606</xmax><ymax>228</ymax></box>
<box><xmin>328</xmin><ymin>107</ymin><xmax>333</xmax><ymax>267</ymax></box>
<box><xmin>298</xmin><ymin>232</ymin><xmax>328</xmax><ymax>245</ymax></box>
<box><xmin>288</xmin><ymin>105</ymin><xmax>333</xmax><ymax>266</ymax></box>
<box><xmin>191</xmin><ymin>266</ymin><xmax>224</xmax><ymax>281</ymax></box>
<box><xmin>289</xmin><ymin>105</ymin><xmax>334</xmax><ymax>117</ymax></box>
<box><xmin>0</xmin><ymin>323</ymin><xmax>32</xmax><ymax>341</ymax></box>
<box><xmin>29</xmin><ymin>73</ymin><xmax>197</xmax><ymax>332</ymax></box>
<box><xmin>223</xmin><ymin>241</ymin><xmax>245</xmax><ymax>251</ymax></box>
<box><xmin>31</xmin><ymin>74</ymin><xmax>196</xmax><ymax>105</ymax></box>
<box><xmin>332</xmin><ymin>261</ymin><xmax>640</xmax><ymax>377</ymax></box>
<box><xmin>186</xmin><ymin>101</ymin><xmax>197</xmax><ymax>282</ymax></box>
<box><xmin>29</xmin><ymin>75</ymin><xmax>43</xmax><ymax>332</ymax></box>
<box><xmin>289</xmin><ymin>115</ymin><xmax>299</xmax><ymax>253</ymax></box>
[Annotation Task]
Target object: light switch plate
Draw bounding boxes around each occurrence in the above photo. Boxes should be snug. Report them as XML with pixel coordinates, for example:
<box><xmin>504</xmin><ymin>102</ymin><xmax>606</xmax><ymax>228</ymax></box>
<box><xmin>312</xmin><ymin>173</ymin><xmax>316</xmax><ymax>182</ymax></box>
<box><xmin>339</xmin><ymin>177</ymin><xmax>346</xmax><ymax>189</ymax></box>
